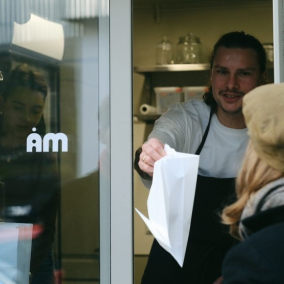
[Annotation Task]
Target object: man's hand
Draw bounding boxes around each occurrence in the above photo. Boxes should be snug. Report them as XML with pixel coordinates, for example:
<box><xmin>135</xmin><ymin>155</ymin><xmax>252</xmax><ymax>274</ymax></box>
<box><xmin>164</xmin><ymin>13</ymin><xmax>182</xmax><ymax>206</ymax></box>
<box><xmin>138</xmin><ymin>138</ymin><xmax>166</xmax><ymax>177</ymax></box>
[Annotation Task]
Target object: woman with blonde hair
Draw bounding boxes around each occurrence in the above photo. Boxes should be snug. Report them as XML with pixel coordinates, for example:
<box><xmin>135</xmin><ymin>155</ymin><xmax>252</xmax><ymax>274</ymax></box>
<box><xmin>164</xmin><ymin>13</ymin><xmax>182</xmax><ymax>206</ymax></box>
<box><xmin>221</xmin><ymin>83</ymin><xmax>284</xmax><ymax>283</ymax></box>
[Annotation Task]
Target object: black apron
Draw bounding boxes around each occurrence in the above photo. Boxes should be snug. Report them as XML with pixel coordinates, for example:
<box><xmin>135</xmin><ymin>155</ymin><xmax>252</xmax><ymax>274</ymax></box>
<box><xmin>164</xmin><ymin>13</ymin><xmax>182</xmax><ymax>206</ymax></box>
<box><xmin>141</xmin><ymin>109</ymin><xmax>237</xmax><ymax>284</ymax></box>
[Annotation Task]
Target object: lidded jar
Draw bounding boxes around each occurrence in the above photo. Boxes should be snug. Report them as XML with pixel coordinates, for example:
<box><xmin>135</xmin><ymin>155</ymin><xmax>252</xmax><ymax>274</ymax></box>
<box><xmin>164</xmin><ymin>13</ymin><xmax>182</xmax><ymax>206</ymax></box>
<box><xmin>156</xmin><ymin>35</ymin><xmax>174</xmax><ymax>65</ymax></box>
<box><xmin>175</xmin><ymin>36</ymin><xmax>186</xmax><ymax>64</ymax></box>
<box><xmin>183</xmin><ymin>33</ymin><xmax>202</xmax><ymax>64</ymax></box>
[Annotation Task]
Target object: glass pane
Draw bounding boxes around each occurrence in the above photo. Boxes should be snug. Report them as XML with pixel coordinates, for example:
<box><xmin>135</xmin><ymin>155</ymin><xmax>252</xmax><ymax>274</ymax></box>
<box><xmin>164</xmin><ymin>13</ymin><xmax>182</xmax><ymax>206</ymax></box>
<box><xmin>0</xmin><ymin>1</ymin><xmax>108</xmax><ymax>283</ymax></box>
<box><xmin>273</xmin><ymin>0</ymin><xmax>284</xmax><ymax>82</ymax></box>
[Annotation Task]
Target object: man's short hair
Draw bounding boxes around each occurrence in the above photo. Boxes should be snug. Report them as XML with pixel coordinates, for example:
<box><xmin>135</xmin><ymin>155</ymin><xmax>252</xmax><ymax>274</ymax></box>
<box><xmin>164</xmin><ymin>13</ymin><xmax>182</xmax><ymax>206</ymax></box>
<box><xmin>203</xmin><ymin>31</ymin><xmax>267</xmax><ymax>109</ymax></box>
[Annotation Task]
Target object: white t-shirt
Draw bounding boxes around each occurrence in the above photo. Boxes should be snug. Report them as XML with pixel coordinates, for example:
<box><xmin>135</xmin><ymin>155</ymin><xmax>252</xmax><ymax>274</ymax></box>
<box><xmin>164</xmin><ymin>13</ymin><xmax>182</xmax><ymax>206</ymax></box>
<box><xmin>148</xmin><ymin>99</ymin><xmax>249</xmax><ymax>178</ymax></box>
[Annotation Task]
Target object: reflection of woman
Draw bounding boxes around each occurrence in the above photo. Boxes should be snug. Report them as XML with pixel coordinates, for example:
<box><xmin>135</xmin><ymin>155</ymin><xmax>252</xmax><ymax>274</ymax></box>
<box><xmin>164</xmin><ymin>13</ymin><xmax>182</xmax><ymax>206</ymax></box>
<box><xmin>221</xmin><ymin>83</ymin><xmax>284</xmax><ymax>283</ymax></box>
<box><xmin>0</xmin><ymin>51</ymin><xmax>12</xmax><ymax>94</ymax></box>
<box><xmin>0</xmin><ymin>64</ymin><xmax>59</xmax><ymax>283</ymax></box>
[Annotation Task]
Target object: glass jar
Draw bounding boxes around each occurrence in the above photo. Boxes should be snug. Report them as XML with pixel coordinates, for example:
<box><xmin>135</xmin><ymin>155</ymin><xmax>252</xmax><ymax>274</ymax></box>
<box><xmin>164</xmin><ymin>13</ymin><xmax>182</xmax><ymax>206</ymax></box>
<box><xmin>156</xmin><ymin>35</ymin><xmax>174</xmax><ymax>65</ymax></box>
<box><xmin>183</xmin><ymin>33</ymin><xmax>201</xmax><ymax>64</ymax></box>
<box><xmin>175</xmin><ymin>36</ymin><xmax>186</xmax><ymax>64</ymax></box>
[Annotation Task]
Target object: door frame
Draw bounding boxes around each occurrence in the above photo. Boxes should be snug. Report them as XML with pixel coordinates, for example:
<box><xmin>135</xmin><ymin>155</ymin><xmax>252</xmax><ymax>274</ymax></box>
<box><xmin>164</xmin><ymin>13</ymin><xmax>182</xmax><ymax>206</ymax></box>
<box><xmin>99</xmin><ymin>0</ymin><xmax>133</xmax><ymax>283</ymax></box>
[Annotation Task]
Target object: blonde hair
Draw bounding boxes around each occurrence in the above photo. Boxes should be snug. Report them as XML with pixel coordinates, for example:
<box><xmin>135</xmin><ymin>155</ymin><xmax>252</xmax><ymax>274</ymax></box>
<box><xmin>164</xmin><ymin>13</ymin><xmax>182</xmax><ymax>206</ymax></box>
<box><xmin>222</xmin><ymin>140</ymin><xmax>284</xmax><ymax>239</ymax></box>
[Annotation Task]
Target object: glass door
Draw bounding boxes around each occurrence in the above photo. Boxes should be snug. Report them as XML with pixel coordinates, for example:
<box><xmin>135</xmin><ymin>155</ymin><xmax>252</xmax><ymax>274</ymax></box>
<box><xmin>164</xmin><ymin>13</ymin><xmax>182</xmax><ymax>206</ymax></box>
<box><xmin>0</xmin><ymin>0</ymin><xmax>133</xmax><ymax>283</ymax></box>
<box><xmin>273</xmin><ymin>0</ymin><xmax>284</xmax><ymax>82</ymax></box>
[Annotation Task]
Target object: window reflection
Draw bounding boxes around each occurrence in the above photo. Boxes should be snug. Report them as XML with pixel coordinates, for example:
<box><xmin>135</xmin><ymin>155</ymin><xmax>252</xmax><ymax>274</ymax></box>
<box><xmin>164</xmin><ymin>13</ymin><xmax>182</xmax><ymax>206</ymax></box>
<box><xmin>0</xmin><ymin>1</ymin><xmax>103</xmax><ymax>283</ymax></box>
<box><xmin>0</xmin><ymin>64</ymin><xmax>59</xmax><ymax>283</ymax></box>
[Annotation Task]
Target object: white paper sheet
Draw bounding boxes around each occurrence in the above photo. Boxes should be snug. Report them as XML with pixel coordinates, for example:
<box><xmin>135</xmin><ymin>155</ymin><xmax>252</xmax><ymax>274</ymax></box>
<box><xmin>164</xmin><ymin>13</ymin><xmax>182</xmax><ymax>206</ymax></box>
<box><xmin>136</xmin><ymin>144</ymin><xmax>199</xmax><ymax>267</ymax></box>
<box><xmin>0</xmin><ymin>223</ymin><xmax>33</xmax><ymax>284</ymax></box>
<box><xmin>0</xmin><ymin>225</ymin><xmax>18</xmax><ymax>283</ymax></box>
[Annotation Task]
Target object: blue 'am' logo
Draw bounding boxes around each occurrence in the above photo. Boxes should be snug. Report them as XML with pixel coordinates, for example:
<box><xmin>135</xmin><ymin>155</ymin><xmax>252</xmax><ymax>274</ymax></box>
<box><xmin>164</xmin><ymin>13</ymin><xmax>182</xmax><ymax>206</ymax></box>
<box><xmin>27</xmin><ymin>127</ymin><xmax>68</xmax><ymax>152</ymax></box>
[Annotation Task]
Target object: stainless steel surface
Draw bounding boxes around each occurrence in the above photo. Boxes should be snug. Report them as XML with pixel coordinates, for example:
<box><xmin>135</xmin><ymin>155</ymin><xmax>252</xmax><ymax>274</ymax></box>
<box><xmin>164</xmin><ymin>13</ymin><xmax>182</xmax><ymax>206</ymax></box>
<box><xmin>134</xmin><ymin>63</ymin><xmax>210</xmax><ymax>73</ymax></box>
<box><xmin>134</xmin><ymin>0</ymin><xmax>271</xmax><ymax>11</ymax></box>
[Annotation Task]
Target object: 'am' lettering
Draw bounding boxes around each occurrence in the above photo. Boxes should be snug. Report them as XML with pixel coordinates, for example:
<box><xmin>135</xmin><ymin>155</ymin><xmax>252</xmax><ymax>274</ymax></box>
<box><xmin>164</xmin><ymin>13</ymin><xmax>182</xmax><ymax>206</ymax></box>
<box><xmin>26</xmin><ymin>128</ymin><xmax>68</xmax><ymax>152</ymax></box>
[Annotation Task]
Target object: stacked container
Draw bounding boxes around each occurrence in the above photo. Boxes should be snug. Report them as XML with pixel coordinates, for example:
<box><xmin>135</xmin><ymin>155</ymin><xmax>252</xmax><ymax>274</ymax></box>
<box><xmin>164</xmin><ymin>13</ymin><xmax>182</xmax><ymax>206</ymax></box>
<box><xmin>182</xmin><ymin>86</ymin><xmax>208</xmax><ymax>101</ymax></box>
<box><xmin>154</xmin><ymin>87</ymin><xmax>182</xmax><ymax>114</ymax></box>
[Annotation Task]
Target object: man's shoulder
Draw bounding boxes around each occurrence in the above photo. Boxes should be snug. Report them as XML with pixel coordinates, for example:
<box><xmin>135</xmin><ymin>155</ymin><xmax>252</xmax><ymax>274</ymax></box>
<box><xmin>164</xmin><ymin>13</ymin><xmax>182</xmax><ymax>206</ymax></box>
<box><xmin>183</xmin><ymin>99</ymin><xmax>210</xmax><ymax>112</ymax></box>
<box><xmin>167</xmin><ymin>99</ymin><xmax>210</xmax><ymax>118</ymax></box>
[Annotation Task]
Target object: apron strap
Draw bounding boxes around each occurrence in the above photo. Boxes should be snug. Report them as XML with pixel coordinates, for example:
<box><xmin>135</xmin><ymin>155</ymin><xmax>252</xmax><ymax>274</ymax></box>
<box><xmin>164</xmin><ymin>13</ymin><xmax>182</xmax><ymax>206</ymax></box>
<box><xmin>195</xmin><ymin>107</ymin><xmax>214</xmax><ymax>155</ymax></box>
<box><xmin>255</xmin><ymin>184</ymin><xmax>284</xmax><ymax>213</ymax></box>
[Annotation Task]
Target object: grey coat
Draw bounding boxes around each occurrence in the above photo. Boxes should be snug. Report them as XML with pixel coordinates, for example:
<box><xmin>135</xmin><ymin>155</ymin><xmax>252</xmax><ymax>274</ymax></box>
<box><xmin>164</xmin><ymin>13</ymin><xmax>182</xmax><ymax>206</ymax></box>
<box><xmin>222</xmin><ymin>178</ymin><xmax>284</xmax><ymax>284</ymax></box>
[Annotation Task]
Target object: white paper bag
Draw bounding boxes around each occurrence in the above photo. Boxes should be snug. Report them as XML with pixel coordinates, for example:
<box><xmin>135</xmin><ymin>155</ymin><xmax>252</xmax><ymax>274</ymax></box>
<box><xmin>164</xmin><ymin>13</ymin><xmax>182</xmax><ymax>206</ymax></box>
<box><xmin>0</xmin><ymin>223</ymin><xmax>33</xmax><ymax>284</ymax></box>
<box><xmin>136</xmin><ymin>144</ymin><xmax>199</xmax><ymax>267</ymax></box>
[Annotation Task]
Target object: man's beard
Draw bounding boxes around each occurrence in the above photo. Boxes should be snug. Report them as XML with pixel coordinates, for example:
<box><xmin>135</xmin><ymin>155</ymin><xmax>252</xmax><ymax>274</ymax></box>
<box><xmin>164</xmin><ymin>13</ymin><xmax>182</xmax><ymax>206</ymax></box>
<box><xmin>218</xmin><ymin>102</ymin><xmax>243</xmax><ymax>115</ymax></box>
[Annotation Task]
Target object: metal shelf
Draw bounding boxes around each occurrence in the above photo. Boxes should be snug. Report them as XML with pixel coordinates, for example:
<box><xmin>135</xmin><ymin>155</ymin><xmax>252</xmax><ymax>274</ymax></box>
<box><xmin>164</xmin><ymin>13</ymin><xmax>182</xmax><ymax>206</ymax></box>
<box><xmin>134</xmin><ymin>0</ymin><xmax>271</xmax><ymax>12</ymax></box>
<box><xmin>134</xmin><ymin>64</ymin><xmax>210</xmax><ymax>74</ymax></box>
<box><xmin>134</xmin><ymin>114</ymin><xmax>161</xmax><ymax>122</ymax></box>
<box><xmin>134</xmin><ymin>62</ymin><xmax>274</xmax><ymax>74</ymax></box>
